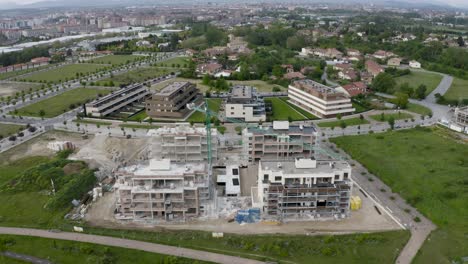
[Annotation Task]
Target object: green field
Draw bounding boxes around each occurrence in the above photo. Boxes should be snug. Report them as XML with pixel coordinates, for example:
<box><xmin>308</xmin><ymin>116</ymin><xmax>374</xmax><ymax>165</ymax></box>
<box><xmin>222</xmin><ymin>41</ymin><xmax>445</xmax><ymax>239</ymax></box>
<box><xmin>444</xmin><ymin>77</ymin><xmax>468</xmax><ymax>101</ymax></box>
<box><xmin>127</xmin><ymin>110</ymin><xmax>148</xmax><ymax>122</ymax></box>
<box><xmin>405</xmin><ymin>103</ymin><xmax>432</xmax><ymax>116</ymax></box>
<box><xmin>0</xmin><ymin>123</ymin><xmax>24</xmax><ymax>138</ymax></box>
<box><xmin>88</xmin><ymin>55</ymin><xmax>140</xmax><ymax>65</ymax></box>
<box><xmin>74</xmin><ymin>119</ymin><xmax>112</xmax><ymax>126</ymax></box>
<box><xmin>265</xmin><ymin>97</ymin><xmax>308</xmax><ymax>121</ymax></box>
<box><xmin>186</xmin><ymin>98</ymin><xmax>222</xmax><ymax>123</ymax></box>
<box><xmin>331</xmin><ymin>127</ymin><xmax>468</xmax><ymax>264</ymax></box>
<box><xmin>155</xmin><ymin>56</ymin><xmax>190</xmax><ymax>68</ymax></box>
<box><xmin>97</xmin><ymin>67</ymin><xmax>175</xmax><ymax>87</ymax></box>
<box><xmin>395</xmin><ymin>71</ymin><xmax>442</xmax><ymax>96</ymax></box>
<box><xmin>15</xmin><ymin>88</ymin><xmax>111</xmax><ymax>118</ymax></box>
<box><xmin>0</xmin><ymin>235</ymin><xmax>204</xmax><ymax>264</ymax></box>
<box><xmin>282</xmin><ymin>98</ymin><xmax>318</xmax><ymax>119</ymax></box>
<box><xmin>20</xmin><ymin>64</ymin><xmax>108</xmax><ymax>83</ymax></box>
<box><xmin>0</xmin><ymin>65</ymin><xmax>53</xmax><ymax>81</ymax></box>
<box><xmin>317</xmin><ymin>117</ymin><xmax>369</xmax><ymax>128</ymax></box>
<box><xmin>369</xmin><ymin>112</ymin><xmax>413</xmax><ymax>122</ymax></box>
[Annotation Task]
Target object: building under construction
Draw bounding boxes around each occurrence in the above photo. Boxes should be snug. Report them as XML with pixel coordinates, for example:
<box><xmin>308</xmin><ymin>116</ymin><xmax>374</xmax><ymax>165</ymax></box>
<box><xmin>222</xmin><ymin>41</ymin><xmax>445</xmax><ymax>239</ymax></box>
<box><xmin>114</xmin><ymin>159</ymin><xmax>209</xmax><ymax>222</ymax></box>
<box><xmin>242</xmin><ymin>121</ymin><xmax>317</xmax><ymax>162</ymax></box>
<box><xmin>148</xmin><ymin>124</ymin><xmax>218</xmax><ymax>163</ymax></box>
<box><xmin>256</xmin><ymin>158</ymin><xmax>352</xmax><ymax>220</ymax></box>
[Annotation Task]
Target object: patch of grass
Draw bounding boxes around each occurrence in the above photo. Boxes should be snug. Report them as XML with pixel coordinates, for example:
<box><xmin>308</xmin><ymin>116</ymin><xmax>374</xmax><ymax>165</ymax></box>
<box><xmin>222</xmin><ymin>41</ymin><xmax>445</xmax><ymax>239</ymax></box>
<box><xmin>0</xmin><ymin>65</ymin><xmax>53</xmax><ymax>81</ymax></box>
<box><xmin>74</xmin><ymin>119</ymin><xmax>112</xmax><ymax>126</ymax></box>
<box><xmin>394</xmin><ymin>71</ymin><xmax>442</xmax><ymax>95</ymax></box>
<box><xmin>0</xmin><ymin>82</ymin><xmax>42</xmax><ymax>98</ymax></box>
<box><xmin>405</xmin><ymin>103</ymin><xmax>432</xmax><ymax>116</ymax></box>
<box><xmin>0</xmin><ymin>123</ymin><xmax>25</xmax><ymax>138</ymax></box>
<box><xmin>20</xmin><ymin>64</ymin><xmax>108</xmax><ymax>83</ymax></box>
<box><xmin>155</xmin><ymin>56</ymin><xmax>190</xmax><ymax>68</ymax></box>
<box><xmin>84</xmin><ymin>227</ymin><xmax>409</xmax><ymax>264</ymax></box>
<box><xmin>15</xmin><ymin>88</ymin><xmax>111</xmax><ymax>118</ymax></box>
<box><xmin>444</xmin><ymin>77</ymin><xmax>468</xmax><ymax>101</ymax></box>
<box><xmin>282</xmin><ymin>98</ymin><xmax>318</xmax><ymax>119</ymax></box>
<box><xmin>331</xmin><ymin>127</ymin><xmax>468</xmax><ymax>263</ymax></box>
<box><xmin>317</xmin><ymin>117</ymin><xmax>369</xmax><ymax>128</ymax></box>
<box><xmin>0</xmin><ymin>235</ymin><xmax>204</xmax><ymax>264</ymax></box>
<box><xmin>127</xmin><ymin>110</ymin><xmax>148</xmax><ymax>122</ymax></box>
<box><xmin>88</xmin><ymin>55</ymin><xmax>140</xmax><ymax>65</ymax></box>
<box><xmin>264</xmin><ymin>97</ymin><xmax>306</xmax><ymax>121</ymax></box>
<box><xmin>119</xmin><ymin>124</ymin><xmax>160</xmax><ymax>129</ymax></box>
<box><xmin>186</xmin><ymin>99</ymin><xmax>222</xmax><ymax>123</ymax></box>
<box><xmin>97</xmin><ymin>67</ymin><xmax>175</xmax><ymax>87</ymax></box>
<box><xmin>228</xmin><ymin>80</ymin><xmax>275</xmax><ymax>92</ymax></box>
<box><xmin>369</xmin><ymin>112</ymin><xmax>413</xmax><ymax>122</ymax></box>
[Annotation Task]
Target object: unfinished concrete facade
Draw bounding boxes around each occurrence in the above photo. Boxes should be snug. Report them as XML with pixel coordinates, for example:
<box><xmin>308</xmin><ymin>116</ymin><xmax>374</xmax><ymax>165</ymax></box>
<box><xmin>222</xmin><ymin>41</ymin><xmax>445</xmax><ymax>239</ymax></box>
<box><xmin>148</xmin><ymin>124</ymin><xmax>218</xmax><ymax>163</ymax></box>
<box><xmin>242</xmin><ymin>121</ymin><xmax>317</xmax><ymax>162</ymax></box>
<box><xmin>114</xmin><ymin>159</ymin><xmax>209</xmax><ymax>222</ymax></box>
<box><xmin>256</xmin><ymin>158</ymin><xmax>352</xmax><ymax>221</ymax></box>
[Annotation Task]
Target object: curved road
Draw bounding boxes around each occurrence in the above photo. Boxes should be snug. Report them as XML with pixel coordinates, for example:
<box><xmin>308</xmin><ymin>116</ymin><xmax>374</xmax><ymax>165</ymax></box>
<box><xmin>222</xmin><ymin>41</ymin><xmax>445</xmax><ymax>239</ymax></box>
<box><xmin>0</xmin><ymin>227</ymin><xmax>264</xmax><ymax>264</ymax></box>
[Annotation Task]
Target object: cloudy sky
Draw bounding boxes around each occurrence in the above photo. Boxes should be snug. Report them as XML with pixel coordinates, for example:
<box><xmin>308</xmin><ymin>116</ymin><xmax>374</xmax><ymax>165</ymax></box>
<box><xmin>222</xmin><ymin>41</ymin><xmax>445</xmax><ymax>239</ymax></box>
<box><xmin>0</xmin><ymin>0</ymin><xmax>467</xmax><ymax>8</ymax></box>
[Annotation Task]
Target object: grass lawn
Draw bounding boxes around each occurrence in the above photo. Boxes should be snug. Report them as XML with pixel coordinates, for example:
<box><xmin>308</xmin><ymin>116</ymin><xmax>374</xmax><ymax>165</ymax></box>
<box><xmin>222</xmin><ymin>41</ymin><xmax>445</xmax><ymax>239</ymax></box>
<box><xmin>119</xmin><ymin>123</ymin><xmax>160</xmax><ymax>129</ymax></box>
<box><xmin>151</xmin><ymin>77</ymin><xmax>210</xmax><ymax>92</ymax></box>
<box><xmin>15</xmin><ymin>88</ymin><xmax>112</xmax><ymax>118</ymax></box>
<box><xmin>74</xmin><ymin>119</ymin><xmax>112</xmax><ymax>126</ymax></box>
<box><xmin>155</xmin><ymin>56</ymin><xmax>190</xmax><ymax>68</ymax></box>
<box><xmin>0</xmin><ymin>235</ymin><xmax>205</xmax><ymax>264</ymax></box>
<box><xmin>265</xmin><ymin>97</ymin><xmax>307</xmax><ymax>121</ymax></box>
<box><xmin>443</xmin><ymin>77</ymin><xmax>468</xmax><ymax>101</ymax></box>
<box><xmin>317</xmin><ymin>117</ymin><xmax>369</xmax><ymax>128</ymax></box>
<box><xmin>88</xmin><ymin>55</ymin><xmax>140</xmax><ymax>65</ymax></box>
<box><xmin>395</xmin><ymin>71</ymin><xmax>442</xmax><ymax>96</ymax></box>
<box><xmin>369</xmin><ymin>112</ymin><xmax>413</xmax><ymax>122</ymax></box>
<box><xmin>97</xmin><ymin>67</ymin><xmax>175</xmax><ymax>87</ymax></box>
<box><xmin>405</xmin><ymin>103</ymin><xmax>432</xmax><ymax>116</ymax></box>
<box><xmin>20</xmin><ymin>64</ymin><xmax>108</xmax><ymax>83</ymax></box>
<box><xmin>281</xmin><ymin>98</ymin><xmax>318</xmax><ymax>119</ymax></box>
<box><xmin>0</xmin><ymin>123</ymin><xmax>25</xmax><ymax>138</ymax></box>
<box><xmin>127</xmin><ymin>110</ymin><xmax>148</xmax><ymax>122</ymax></box>
<box><xmin>331</xmin><ymin>127</ymin><xmax>468</xmax><ymax>264</ymax></box>
<box><xmin>85</xmin><ymin>227</ymin><xmax>409</xmax><ymax>264</ymax></box>
<box><xmin>0</xmin><ymin>65</ymin><xmax>53</xmax><ymax>81</ymax></box>
<box><xmin>186</xmin><ymin>98</ymin><xmax>222</xmax><ymax>123</ymax></box>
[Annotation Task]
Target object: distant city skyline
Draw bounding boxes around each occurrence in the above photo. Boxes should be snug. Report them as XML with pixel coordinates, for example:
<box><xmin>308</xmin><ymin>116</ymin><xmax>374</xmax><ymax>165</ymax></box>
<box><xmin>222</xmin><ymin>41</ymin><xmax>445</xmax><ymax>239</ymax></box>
<box><xmin>1</xmin><ymin>0</ymin><xmax>468</xmax><ymax>8</ymax></box>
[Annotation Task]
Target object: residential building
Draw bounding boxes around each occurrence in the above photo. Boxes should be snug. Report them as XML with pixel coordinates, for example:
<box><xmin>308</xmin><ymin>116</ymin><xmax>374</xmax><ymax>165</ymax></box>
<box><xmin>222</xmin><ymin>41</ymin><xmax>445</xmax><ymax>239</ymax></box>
<box><xmin>283</xmin><ymin>71</ymin><xmax>306</xmax><ymax>80</ymax></box>
<box><xmin>85</xmin><ymin>84</ymin><xmax>150</xmax><ymax>117</ymax></box>
<box><xmin>365</xmin><ymin>60</ymin><xmax>384</xmax><ymax>77</ymax></box>
<box><xmin>114</xmin><ymin>159</ymin><xmax>209</xmax><ymax>222</ymax></box>
<box><xmin>148</xmin><ymin>124</ymin><xmax>218</xmax><ymax>163</ymax></box>
<box><xmin>372</xmin><ymin>50</ymin><xmax>395</xmax><ymax>60</ymax></box>
<box><xmin>340</xmin><ymin>82</ymin><xmax>368</xmax><ymax>97</ymax></box>
<box><xmin>387</xmin><ymin>57</ymin><xmax>402</xmax><ymax>67</ymax></box>
<box><xmin>338</xmin><ymin>69</ymin><xmax>358</xmax><ymax>81</ymax></box>
<box><xmin>409</xmin><ymin>60</ymin><xmax>421</xmax><ymax>69</ymax></box>
<box><xmin>242</xmin><ymin>121</ymin><xmax>317</xmax><ymax>162</ymax></box>
<box><xmin>196</xmin><ymin>63</ymin><xmax>223</xmax><ymax>76</ymax></box>
<box><xmin>145</xmin><ymin>82</ymin><xmax>200</xmax><ymax>119</ymax></box>
<box><xmin>225</xmin><ymin>85</ymin><xmax>266</xmax><ymax>122</ymax></box>
<box><xmin>452</xmin><ymin>106</ymin><xmax>468</xmax><ymax>133</ymax></box>
<box><xmin>256</xmin><ymin>158</ymin><xmax>352</xmax><ymax>220</ymax></box>
<box><xmin>288</xmin><ymin>79</ymin><xmax>355</xmax><ymax>118</ymax></box>
<box><xmin>217</xmin><ymin>165</ymin><xmax>241</xmax><ymax>197</ymax></box>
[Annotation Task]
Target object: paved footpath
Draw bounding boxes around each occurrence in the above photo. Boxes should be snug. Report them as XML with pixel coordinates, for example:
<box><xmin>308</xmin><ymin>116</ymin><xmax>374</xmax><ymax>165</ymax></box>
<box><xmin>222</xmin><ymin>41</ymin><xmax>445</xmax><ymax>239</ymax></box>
<box><xmin>0</xmin><ymin>227</ymin><xmax>264</xmax><ymax>264</ymax></box>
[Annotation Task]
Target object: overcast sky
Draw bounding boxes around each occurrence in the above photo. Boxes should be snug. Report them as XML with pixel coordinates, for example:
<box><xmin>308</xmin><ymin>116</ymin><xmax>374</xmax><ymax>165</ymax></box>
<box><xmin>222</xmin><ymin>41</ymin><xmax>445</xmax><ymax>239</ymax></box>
<box><xmin>1</xmin><ymin>0</ymin><xmax>467</xmax><ymax>8</ymax></box>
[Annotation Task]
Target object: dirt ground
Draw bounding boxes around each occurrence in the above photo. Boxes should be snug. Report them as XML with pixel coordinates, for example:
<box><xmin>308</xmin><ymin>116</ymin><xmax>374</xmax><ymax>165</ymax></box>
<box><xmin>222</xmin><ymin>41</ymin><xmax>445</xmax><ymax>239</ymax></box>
<box><xmin>0</xmin><ymin>82</ymin><xmax>41</xmax><ymax>97</ymax></box>
<box><xmin>0</xmin><ymin>130</ymin><xmax>93</xmax><ymax>163</ymax></box>
<box><xmin>85</xmin><ymin>183</ymin><xmax>401</xmax><ymax>235</ymax></box>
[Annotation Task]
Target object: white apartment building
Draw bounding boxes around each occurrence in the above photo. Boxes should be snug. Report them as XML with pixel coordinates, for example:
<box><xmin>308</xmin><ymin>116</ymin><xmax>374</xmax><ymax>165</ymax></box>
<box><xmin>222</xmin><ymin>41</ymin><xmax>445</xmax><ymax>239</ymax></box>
<box><xmin>114</xmin><ymin>159</ymin><xmax>209</xmax><ymax>222</ymax></box>
<box><xmin>225</xmin><ymin>86</ymin><xmax>266</xmax><ymax>122</ymax></box>
<box><xmin>409</xmin><ymin>60</ymin><xmax>421</xmax><ymax>69</ymax></box>
<box><xmin>288</xmin><ymin>79</ymin><xmax>355</xmax><ymax>118</ymax></box>
<box><xmin>217</xmin><ymin>165</ymin><xmax>241</xmax><ymax>197</ymax></box>
<box><xmin>256</xmin><ymin>158</ymin><xmax>352</xmax><ymax>220</ymax></box>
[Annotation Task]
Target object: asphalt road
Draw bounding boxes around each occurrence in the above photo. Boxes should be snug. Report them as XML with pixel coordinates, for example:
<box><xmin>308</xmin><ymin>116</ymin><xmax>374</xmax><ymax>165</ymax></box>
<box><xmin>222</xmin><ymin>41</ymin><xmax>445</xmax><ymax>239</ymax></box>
<box><xmin>0</xmin><ymin>227</ymin><xmax>264</xmax><ymax>264</ymax></box>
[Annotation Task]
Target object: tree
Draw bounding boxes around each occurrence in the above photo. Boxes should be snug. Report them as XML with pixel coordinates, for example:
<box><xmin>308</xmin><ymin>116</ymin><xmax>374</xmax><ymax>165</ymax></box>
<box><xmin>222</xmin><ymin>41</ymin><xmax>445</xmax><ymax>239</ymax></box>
<box><xmin>372</xmin><ymin>73</ymin><xmax>396</xmax><ymax>93</ymax></box>
<box><xmin>340</xmin><ymin>121</ymin><xmax>347</xmax><ymax>129</ymax></box>
<box><xmin>415</xmin><ymin>84</ymin><xmax>427</xmax><ymax>100</ymax></box>
<box><xmin>39</xmin><ymin>109</ymin><xmax>46</xmax><ymax>119</ymax></box>
<box><xmin>388</xmin><ymin>116</ymin><xmax>395</xmax><ymax>130</ymax></box>
<box><xmin>457</xmin><ymin>36</ymin><xmax>465</xmax><ymax>47</ymax></box>
<box><xmin>202</xmin><ymin>74</ymin><xmax>211</xmax><ymax>86</ymax></box>
<box><xmin>394</xmin><ymin>92</ymin><xmax>409</xmax><ymax>109</ymax></box>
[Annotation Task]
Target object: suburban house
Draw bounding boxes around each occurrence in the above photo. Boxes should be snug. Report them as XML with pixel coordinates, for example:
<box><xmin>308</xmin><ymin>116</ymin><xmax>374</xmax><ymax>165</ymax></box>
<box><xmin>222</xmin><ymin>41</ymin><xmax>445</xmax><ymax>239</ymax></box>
<box><xmin>196</xmin><ymin>63</ymin><xmax>223</xmax><ymax>76</ymax></box>
<box><xmin>365</xmin><ymin>60</ymin><xmax>384</xmax><ymax>77</ymax></box>
<box><xmin>409</xmin><ymin>60</ymin><xmax>421</xmax><ymax>69</ymax></box>
<box><xmin>372</xmin><ymin>50</ymin><xmax>395</xmax><ymax>60</ymax></box>
<box><xmin>340</xmin><ymin>82</ymin><xmax>368</xmax><ymax>97</ymax></box>
<box><xmin>387</xmin><ymin>57</ymin><xmax>402</xmax><ymax>67</ymax></box>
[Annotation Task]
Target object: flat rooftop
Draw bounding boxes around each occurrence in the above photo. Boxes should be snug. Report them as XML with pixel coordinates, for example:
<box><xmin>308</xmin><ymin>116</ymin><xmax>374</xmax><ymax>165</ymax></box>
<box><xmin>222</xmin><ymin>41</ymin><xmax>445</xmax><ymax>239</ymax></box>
<box><xmin>262</xmin><ymin>159</ymin><xmax>350</xmax><ymax>174</ymax></box>
<box><xmin>230</xmin><ymin>85</ymin><xmax>254</xmax><ymax>99</ymax></box>
<box><xmin>157</xmin><ymin>82</ymin><xmax>192</xmax><ymax>96</ymax></box>
<box><xmin>291</xmin><ymin>79</ymin><xmax>342</xmax><ymax>95</ymax></box>
<box><xmin>121</xmin><ymin>161</ymin><xmax>207</xmax><ymax>177</ymax></box>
